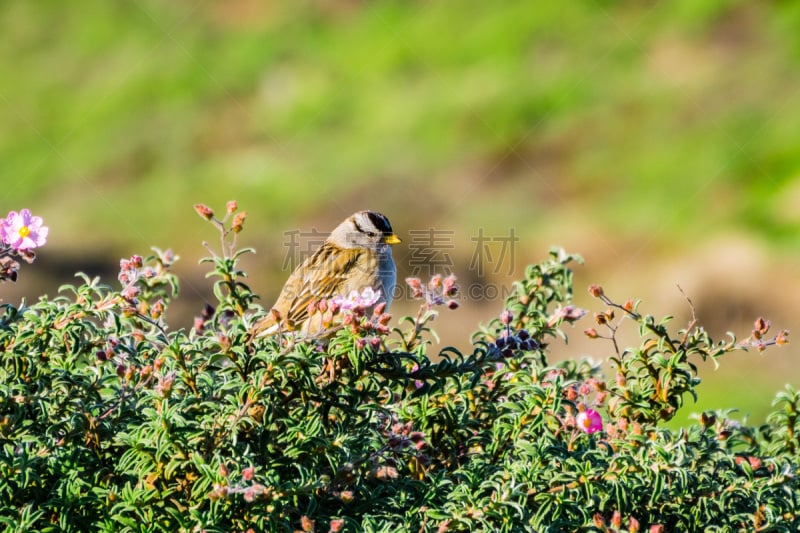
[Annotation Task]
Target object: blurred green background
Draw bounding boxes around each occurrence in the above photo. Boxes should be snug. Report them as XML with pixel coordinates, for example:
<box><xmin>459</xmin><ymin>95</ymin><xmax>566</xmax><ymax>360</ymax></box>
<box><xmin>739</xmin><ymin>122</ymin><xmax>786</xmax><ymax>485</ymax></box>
<box><xmin>2</xmin><ymin>0</ymin><xmax>799</xmax><ymax>425</ymax></box>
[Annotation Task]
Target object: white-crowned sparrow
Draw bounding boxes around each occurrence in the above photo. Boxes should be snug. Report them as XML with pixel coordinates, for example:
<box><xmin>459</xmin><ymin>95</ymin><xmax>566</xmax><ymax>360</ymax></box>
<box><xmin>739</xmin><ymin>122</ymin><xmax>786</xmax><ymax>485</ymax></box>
<box><xmin>252</xmin><ymin>210</ymin><xmax>401</xmax><ymax>337</ymax></box>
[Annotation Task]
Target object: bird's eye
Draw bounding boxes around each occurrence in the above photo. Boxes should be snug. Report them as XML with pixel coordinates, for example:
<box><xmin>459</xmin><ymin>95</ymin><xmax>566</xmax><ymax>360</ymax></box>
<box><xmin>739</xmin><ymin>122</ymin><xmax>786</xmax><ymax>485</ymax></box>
<box><xmin>366</xmin><ymin>231</ymin><xmax>377</xmax><ymax>237</ymax></box>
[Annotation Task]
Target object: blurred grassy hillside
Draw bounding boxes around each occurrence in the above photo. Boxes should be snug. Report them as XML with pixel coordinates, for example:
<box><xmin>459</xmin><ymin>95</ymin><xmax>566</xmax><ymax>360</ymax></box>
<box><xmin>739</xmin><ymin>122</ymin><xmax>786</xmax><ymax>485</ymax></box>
<box><xmin>2</xmin><ymin>0</ymin><xmax>800</xmax><ymax>423</ymax></box>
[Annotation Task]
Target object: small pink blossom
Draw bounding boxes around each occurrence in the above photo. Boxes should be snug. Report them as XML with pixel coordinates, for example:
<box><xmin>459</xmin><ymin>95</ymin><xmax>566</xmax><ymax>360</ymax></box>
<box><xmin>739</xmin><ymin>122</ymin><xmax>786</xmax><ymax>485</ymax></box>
<box><xmin>1</xmin><ymin>209</ymin><xmax>48</xmax><ymax>250</ymax></box>
<box><xmin>576</xmin><ymin>409</ymin><xmax>603</xmax><ymax>434</ymax></box>
<box><xmin>405</xmin><ymin>277</ymin><xmax>424</xmax><ymax>298</ymax></box>
<box><xmin>548</xmin><ymin>305</ymin><xmax>588</xmax><ymax>327</ymax></box>
<box><xmin>331</xmin><ymin>287</ymin><xmax>381</xmax><ymax>311</ymax></box>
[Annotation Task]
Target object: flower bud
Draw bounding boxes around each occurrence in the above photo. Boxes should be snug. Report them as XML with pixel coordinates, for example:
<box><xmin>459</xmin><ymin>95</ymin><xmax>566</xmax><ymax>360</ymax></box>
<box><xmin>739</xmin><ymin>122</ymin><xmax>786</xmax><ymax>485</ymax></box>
<box><xmin>588</xmin><ymin>284</ymin><xmax>604</xmax><ymax>298</ymax></box>
<box><xmin>406</xmin><ymin>277</ymin><xmax>422</xmax><ymax>290</ymax></box>
<box><xmin>150</xmin><ymin>299</ymin><xmax>165</xmax><ymax>319</ymax></box>
<box><xmin>443</xmin><ymin>274</ymin><xmax>458</xmax><ymax>297</ymax></box>
<box><xmin>194</xmin><ymin>203</ymin><xmax>214</xmax><ymax>220</ymax></box>
<box><xmin>232</xmin><ymin>211</ymin><xmax>247</xmax><ymax>233</ymax></box>
<box><xmin>121</xmin><ymin>285</ymin><xmax>140</xmax><ymax>301</ymax></box>
<box><xmin>753</xmin><ymin>317</ymin><xmax>771</xmax><ymax>340</ymax></box>
<box><xmin>428</xmin><ymin>274</ymin><xmax>443</xmax><ymax>290</ymax></box>
<box><xmin>226</xmin><ymin>200</ymin><xmax>238</xmax><ymax>214</ymax></box>
<box><xmin>565</xmin><ymin>387</ymin><xmax>578</xmax><ymax>401</ymax></box>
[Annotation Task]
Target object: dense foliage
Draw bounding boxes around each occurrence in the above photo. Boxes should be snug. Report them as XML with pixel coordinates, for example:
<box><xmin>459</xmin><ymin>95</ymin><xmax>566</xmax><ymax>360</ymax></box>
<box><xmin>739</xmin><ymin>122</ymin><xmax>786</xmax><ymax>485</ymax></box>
<box><xmin>0</xmin><ymin>207</ymin><xmax>797</xmax><ymax>532</ymax></box>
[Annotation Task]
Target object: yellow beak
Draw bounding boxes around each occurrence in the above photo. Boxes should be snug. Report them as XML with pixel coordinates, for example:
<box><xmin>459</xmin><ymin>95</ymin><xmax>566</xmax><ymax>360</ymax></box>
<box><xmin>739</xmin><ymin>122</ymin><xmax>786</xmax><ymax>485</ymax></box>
<box><xmin>383</xmin><ymin>233</ymin><xmax>402</xmax><ymax>245</ymax></box>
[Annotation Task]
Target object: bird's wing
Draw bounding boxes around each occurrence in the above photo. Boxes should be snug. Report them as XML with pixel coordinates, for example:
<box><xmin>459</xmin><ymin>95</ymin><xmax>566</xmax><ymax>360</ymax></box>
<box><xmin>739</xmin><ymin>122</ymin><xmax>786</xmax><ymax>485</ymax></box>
<box><xmin>253</xmin><ymin>246</ymin><xmax>363</xmax><ymax>335</ymax></box>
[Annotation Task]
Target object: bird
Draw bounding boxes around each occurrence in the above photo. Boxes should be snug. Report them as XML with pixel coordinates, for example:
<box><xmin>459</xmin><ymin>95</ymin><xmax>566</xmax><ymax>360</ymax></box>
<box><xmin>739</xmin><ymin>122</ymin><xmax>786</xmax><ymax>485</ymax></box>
<box><xmin>251</xmin><ymin>210</ymin><xmax>401</xmax><ymax>338</ymax></box>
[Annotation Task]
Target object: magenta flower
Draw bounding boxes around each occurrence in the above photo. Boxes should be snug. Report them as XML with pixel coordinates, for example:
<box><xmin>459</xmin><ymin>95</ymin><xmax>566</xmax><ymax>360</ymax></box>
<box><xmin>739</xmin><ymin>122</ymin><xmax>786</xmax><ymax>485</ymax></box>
<box><xmin>1</xmin><ymin>209</ymin><xmax>48</xmax><ymax>250</ymax></box>
<box><xmin>576</xmin><ymin>409</ymin><xmax>603</xmax><ymax>434</ymax></box>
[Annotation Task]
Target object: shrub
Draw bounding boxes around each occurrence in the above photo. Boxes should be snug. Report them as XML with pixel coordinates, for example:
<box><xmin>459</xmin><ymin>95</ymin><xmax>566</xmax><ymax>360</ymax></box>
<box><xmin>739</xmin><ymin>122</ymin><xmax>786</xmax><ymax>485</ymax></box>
<box><xmin>0</xmin><ymin>204</ymin><xmax>796</xmax><ymax>532</ymax></box>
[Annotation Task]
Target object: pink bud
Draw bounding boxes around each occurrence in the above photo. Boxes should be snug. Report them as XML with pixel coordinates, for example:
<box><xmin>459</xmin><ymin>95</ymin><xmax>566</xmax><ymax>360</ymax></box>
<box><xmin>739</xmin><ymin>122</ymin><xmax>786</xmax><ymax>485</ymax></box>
<box><xmin>194</xmin><ymin>204</ymin><xmax>215</xmax><ymax>220</ymax></box>
<box><xmin>443</xmin><ymin>274</ymin><xmax>458</xmax><ymax>297</ymax></box>
<box><xmin>232</xmin><ymin>211</ymin><xmax>247</xmax><ymax>233</ymax></box>
<box><xmin>588</xmin><ymin>284</ymin><xmax>604</xmax><ymax>298</ymax></box>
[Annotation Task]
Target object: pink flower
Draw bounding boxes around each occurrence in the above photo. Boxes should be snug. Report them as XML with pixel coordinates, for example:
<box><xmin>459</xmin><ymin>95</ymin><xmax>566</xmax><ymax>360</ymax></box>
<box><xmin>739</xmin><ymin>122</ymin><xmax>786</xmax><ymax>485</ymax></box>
<box><xmin>576</xmin><ymin>409</ymin><xmax>603</xmax><ymax>434</ymax></box>
<box><xmin>1</xmin><ymin>209</ymin><xmax>48</xmax><ymax>250</ymax></box>
<box><xmin>548</xmin><ymin>305</ymin><xmax>588</xmax><ymax>327</ymax></box>
<box><xmin>331</xmin><ymin>287</ymin><xmax>381</xmax><ymax>311</ymax></box>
